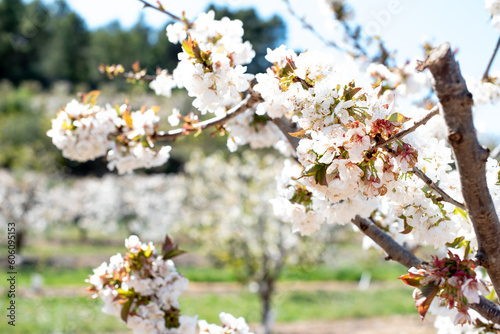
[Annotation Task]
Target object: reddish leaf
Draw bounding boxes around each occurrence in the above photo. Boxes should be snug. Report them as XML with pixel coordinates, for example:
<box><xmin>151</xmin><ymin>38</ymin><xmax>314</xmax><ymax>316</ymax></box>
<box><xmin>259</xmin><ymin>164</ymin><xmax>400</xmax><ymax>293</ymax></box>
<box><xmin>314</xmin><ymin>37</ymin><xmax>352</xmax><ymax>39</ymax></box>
<box><xmin>414</xmin><ymin>284</ymin><xmax>440</xmax><ymax>321</ymax></box>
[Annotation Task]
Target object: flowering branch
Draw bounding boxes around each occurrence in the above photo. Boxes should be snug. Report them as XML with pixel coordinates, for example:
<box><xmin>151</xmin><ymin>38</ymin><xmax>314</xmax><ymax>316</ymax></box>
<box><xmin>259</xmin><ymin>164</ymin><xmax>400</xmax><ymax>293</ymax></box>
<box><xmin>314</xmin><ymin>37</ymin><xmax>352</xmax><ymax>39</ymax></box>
<box><xmin>153</xmin><ymin>90</ymin><xmax>263</xmax><ymax>141</ymax></box>
<box><xmin>422</xmin><ymin>42</ymin><xmax>500</xmax><ymax>301</ymax></box>
<box><xmin>412</xmin><ymin>166</ymin><xmax>466</xmax><ymax>210</ymax></box>
<box><xmin>482</xmin><ymin>35</ymin><xmax>500</xmax><ymax>81</ymax></box>
<box><xmin>368</xmin><ymin>105</ymin><xmax>440</xmax><ymax>154</ymax></box>
<box><xmin>351</xmin><ymin>215</ymin><xmax>500</xmax><ymax>324</ymax></box>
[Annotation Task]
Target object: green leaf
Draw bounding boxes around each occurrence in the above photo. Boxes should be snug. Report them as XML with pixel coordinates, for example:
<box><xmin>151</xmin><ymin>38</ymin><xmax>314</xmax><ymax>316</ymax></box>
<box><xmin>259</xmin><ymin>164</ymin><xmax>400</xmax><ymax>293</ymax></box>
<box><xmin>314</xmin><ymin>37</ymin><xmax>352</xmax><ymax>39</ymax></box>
<box><xmin>299</xmin><ymin>163</ymin><xmax>329</xmax><ymax>186</ymax></box>
<box><xmin>387</xmin><ymin>112</ymin><xmax>411</xmax><ymax>124</ymax></box>
<box><xmin>120</xmin><ymin>299</ymin><xmax>133</xmax><ymax>323</ymax></box>
<box><xmin>116</xmin><ymin>288</ymin><xmax>135</xmax><ymax>298</ymax></box>
<box><xmin>344</xmin><ymin>87</ymin><xmax>362</xmax><ymax>100</ymax></box>
<box><xmin>164</xmin><ymin>249</ymin><xmax>187</xmax><ymax>260</ymax></box>
<box><xmin>162</xmin><ymin>235</ymin><xmax>186</xmax><ymax>260</ymax></box>
<box><xmin>453</xmin><ymin>206</ymin><xmax>468</xmax><ymax>219</ymax></box>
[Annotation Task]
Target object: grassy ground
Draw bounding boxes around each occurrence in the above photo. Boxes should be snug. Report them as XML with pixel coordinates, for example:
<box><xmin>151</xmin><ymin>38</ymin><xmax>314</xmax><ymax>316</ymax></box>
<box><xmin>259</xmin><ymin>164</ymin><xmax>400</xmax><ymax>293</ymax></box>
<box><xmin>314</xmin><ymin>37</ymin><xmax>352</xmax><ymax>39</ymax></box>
<box><xmin>15</xmin><ymin>261</ymin><xmax>407</xmax><ymax>287</ymax></box>
<box><xmin>3</xmin><ymin>230</ymin><xmax>413</xmax><ymax>333</ymax></box>
<box><xmin>1</xmin><ymin>287</ymin><xmax>415</xmax><ymax>333</ymax></box>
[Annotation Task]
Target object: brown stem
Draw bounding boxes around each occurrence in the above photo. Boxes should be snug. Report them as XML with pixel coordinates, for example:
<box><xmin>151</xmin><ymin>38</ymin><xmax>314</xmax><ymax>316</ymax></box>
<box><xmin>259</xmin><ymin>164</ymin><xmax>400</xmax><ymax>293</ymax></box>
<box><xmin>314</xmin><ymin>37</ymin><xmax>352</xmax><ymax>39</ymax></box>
<box><xmin>153</xmin><ymin>90</ymin><xmax>263</xmax><ymax>141</ymax></box>
<box><xmin>422</xmin><ymin>43</ymin><xmax>500</xmax><ymax>298</ymax></box>
<box><xmin>351</xmin><ymin>215</ymin><xmax>422</xmax><ymax>268</ymax></box>
<box><xmin>136</xmin><ymin>0</ymin><xmax>186</xmax><ymax>23</ymax></box>
<box><xmin>281</xmin><ymin>0</ymin><xmax>342</xmax><ymax>52</ymax></box>
<box><xmin>270</xmin><ymin>117</ymin><xmax>299</xmax><ymax>151</ymax></box>
<box><xmin>482</xmin><ymin>35</ymin><xmax>500</xmax><ymax>82</ymax></box>
<box><xmin>351</xmin><ymin>215</ymin><xmax>500</xmax><ymax>324</ymax></box>
<box><xmin>412</xmin><ymin>166</ymin><xmax>466</xmax><ymax>210</ymax></box>
<box><xmin>368</xmin><ymin>105</ymin><xmax>440</xmax><ymax>155</ymax></box>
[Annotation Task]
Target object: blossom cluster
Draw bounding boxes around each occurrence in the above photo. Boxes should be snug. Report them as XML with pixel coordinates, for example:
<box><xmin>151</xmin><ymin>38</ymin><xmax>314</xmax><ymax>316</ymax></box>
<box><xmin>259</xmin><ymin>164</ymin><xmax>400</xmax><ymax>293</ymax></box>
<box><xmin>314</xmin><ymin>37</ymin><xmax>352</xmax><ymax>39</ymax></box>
<box><xmin>255</xmin><ymin>46</ymin><xmax>419</xmax><ymax>204</ymax></box>
<box><xmin>47</xmin><ymin>92</ymin><xmax>171</xmax><ymax>174</ymax></box>
<box><xmin>225</xmin><ymin>108</ymin><xmax>292</xmax><ymax>154</ymax></box>
<box><xmin>87</xmin><ymin>235</ymin><xmax>255</xmax><ymax>334</ymax></box>
<box><xmin>366</xmin><ymin>61</ymin><xmax>430</xmax><ymax>97</ymax></box>
<box><xmin>165</xmin><ymin>11</ymin><xmax>255</xmax><ymax>117</ymax></box>
<box><xmin>486</xmin><ymin>0</ymin><xmax>500</xmax><ymax>30</ymax></box>
<box><xmin>198</xmin><ymin>313</ymin><xmax>254</xmax><ymax>334</ymax></box>
<box><xmin>466</xmin><ymin>71</ymin><xmax>500</xmax><ymax>105</ymax></box>
<box><xmin>87</xmin><ymin>235</ymin><xmax>196</xmax><ymax>334</ymax></box>
<box><xmin>47</xmin><ymin>93</ymin><xmax>116</xmax><ymax>162</ymax></box>
<box><xmin>399</xmin><ymin>251</ymin><xmax>490</xmax><ymax>325</ymax></box>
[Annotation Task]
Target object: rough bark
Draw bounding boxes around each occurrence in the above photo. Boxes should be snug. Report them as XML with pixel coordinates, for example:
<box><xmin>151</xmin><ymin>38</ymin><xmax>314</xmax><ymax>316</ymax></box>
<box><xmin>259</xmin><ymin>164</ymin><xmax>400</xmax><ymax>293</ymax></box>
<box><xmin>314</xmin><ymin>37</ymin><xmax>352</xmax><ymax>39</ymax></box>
<box><xmin>422</xmin><ymin>43</ymin><xmax>500</xmax><ymax>297</ymax></box>
<box><xmin>351</xmin><ymin>215</ymin><xmax>422</xmax><ymax>269</ymax></box>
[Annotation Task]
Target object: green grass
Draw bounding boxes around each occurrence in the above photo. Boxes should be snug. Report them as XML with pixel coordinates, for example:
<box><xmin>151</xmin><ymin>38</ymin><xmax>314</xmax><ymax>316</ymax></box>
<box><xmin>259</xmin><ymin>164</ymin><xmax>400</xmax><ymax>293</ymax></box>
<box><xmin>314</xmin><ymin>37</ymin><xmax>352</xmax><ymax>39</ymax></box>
<box><xmin>15</xmin><ymin>261</ymin><xmax>408</xmax><ymax>289</ymax></box>
<box><xmin>17</xmin><ymin>266</ymin><xmax>94</xmax><ymax>287</ymax></box>
<box><xmin>15</xmin><ymin>262</ymin><xmax>407</xmax><ymax>289</ymax></box>
<box><xmin>0</xmin><ymin>295</ymin><xmax>128</xmax><ymax>334</ymax></box>
<box><xmin>1</xmin><ymin>287</ymin><xmax>416</xmax><ymax>333</ymax></box>
<box><xmin>280</xmin><ymin>262</ymin><xmax>407</xmax><ymax>282</ymax></box>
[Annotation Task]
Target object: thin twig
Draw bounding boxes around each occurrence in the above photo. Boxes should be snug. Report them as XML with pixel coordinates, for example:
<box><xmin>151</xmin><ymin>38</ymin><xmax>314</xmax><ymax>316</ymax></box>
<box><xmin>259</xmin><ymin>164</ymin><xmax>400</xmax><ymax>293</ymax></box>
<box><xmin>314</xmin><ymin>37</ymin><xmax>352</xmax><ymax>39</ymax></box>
<box><xmin>281</xmin><ymin>0</ymin><xmax>342</xmax><ymax>52</ymax></box>
<box><xmin>153</xmin><ymin>90</ymin><xmax>263</xmax><ymax>141</ymax></box>
<box><xmin>483</xmin><ymin>35</ymin><xmax>500</xmax><ymax>81</ymax></box>
<box><xmin>368</xmin><ymin>105</ymin><xmax>440</xmax><ymax>154</ymax></box>
<box><xmin>117</xmin><ymin>72</ymin><xmax>157</xmax><ymax>82</ymax></box>
<box><xmin>412</xmin><ymin>166</ymin><xmax>466</xmax><ymax>210</ymax></box>
<box><xmin>137</xmin><ymin>0</ymin><xmax>185</xmax><ymax>23</ymax></box>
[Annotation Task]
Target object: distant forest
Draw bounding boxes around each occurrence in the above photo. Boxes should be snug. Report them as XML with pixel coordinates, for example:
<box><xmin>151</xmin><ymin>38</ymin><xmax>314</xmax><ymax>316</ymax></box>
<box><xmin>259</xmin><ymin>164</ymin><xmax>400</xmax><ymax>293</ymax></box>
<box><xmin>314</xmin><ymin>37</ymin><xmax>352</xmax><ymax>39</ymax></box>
<box><xmin>0</xmin><ymin>0</ymin><xmax>286</xmax><ymax>88</ymax></box>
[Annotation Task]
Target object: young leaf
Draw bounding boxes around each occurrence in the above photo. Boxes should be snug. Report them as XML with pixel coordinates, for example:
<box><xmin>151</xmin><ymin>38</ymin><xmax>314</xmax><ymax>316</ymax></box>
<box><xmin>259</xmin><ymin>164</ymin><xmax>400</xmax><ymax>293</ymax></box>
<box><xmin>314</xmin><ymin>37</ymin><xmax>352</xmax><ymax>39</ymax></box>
<box><xmin>414</xmin><ymin>284</ymin><xmax>440</xmax><ymax>321</ymax></box>
<box><xmin>162</xmin><ymin>235</ymin><xmax>186</xmax><ymax>260</ymax></box>
<box><xmin>387</xmin><ymin>112</ymin><xmax>411</xmax><ymax>124</ymax></box>
<box><xmin>120</xmin><ymin>298</ymin><xmax>133</xmax><ymax>323</ymax></box>
<box><xmin>289</xmin><ymin>129</ymin><xmax>311</xmax><ymax>140</ymax></box>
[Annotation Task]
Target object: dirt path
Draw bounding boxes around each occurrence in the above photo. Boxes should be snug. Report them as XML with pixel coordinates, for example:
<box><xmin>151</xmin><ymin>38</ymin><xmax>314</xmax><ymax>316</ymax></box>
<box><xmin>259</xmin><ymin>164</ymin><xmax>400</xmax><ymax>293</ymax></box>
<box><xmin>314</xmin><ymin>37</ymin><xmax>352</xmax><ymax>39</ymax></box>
<box><xmin>270</xmin><ymin>315</ymin><xmax>436</xmax><ymax>334</ymax></box>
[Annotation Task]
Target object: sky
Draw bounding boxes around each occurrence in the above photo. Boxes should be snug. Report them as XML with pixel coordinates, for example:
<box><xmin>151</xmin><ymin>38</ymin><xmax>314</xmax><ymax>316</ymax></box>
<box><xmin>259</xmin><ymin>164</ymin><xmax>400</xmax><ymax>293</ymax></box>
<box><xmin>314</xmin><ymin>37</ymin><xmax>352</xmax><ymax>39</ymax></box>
<box><xmin>54</xmin><ymin>0</ymin><xmax>500</xmax><ymax>78</ymax></box>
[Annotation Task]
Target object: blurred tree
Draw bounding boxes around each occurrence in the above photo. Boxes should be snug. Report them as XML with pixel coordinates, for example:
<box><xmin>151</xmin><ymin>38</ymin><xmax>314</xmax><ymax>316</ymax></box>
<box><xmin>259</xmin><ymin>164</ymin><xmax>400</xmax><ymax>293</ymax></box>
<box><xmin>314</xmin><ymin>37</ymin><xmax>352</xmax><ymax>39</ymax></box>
<box><xmin>0</xmin><ymin>0</ymin><xmax>49</xmax><ymax>84</ymax></box>
<box><xmin>39</xmin><ymin>1</ymin><xmax>90</xmax><ymax>83</ymax></box>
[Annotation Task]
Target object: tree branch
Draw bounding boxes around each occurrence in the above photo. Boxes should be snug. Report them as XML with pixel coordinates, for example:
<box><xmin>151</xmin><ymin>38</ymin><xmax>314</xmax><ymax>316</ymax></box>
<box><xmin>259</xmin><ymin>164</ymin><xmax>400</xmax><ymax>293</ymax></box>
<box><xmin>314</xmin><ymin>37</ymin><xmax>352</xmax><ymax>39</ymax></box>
<box><xmin>351</xmin><ymin>215</ymin><xmax>500</xmax><ymax>324</ymax></box>
<box><xmin>270</xmin><ymin>116</ymin><xmax>300</xmax><ymax>151</ymax></box>
<box><xmin>351</xmin><ymin>215</ymin><xmax>422</xmax><ymax>269</ymax></box>
<box><xmin>412</xmin><ymin>166</ymin><xmax>466</xmax><ymax>210</ymax></box>
<box><xmin>483</xmin><ymin>35</ymin><xmax>500</xmax><ymax>82</ymax></box>
<box><xmin>422</xmin><ymin>43</ymin><xmax>500</xmax><ymax>298</ymax></box>
<box><xmin>368</xmin><ymin>105</ymin><xmax>440</xmax><ymax>155</ymax></box>
<box><xmin>153</xmin><ymin>90</ymin><xmax>263</xmax><ymax>141</ymax></box>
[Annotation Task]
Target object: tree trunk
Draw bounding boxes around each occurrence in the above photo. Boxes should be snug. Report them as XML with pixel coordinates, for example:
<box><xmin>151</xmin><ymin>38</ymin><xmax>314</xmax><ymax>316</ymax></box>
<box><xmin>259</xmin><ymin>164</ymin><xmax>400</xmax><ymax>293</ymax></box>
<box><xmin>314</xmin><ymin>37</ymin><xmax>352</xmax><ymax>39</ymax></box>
<box><xmin>422</xmin><ymin>43</ymin><xmax>500</xmax><ymax>296</ymax></box>
<box><xmin>259</xmin><ymin>279</ymin><xmax>275</xmax><ymax>334</ymax></box>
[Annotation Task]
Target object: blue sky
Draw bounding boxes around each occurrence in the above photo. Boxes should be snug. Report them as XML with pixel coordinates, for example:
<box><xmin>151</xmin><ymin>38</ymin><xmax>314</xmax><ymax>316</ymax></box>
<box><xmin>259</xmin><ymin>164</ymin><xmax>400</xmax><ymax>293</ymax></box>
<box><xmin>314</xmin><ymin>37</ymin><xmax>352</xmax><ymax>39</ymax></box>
<box><xmin>54</xmin><ymin>0</ymin><xmax>500</xmax><ymax>79</ymax></box>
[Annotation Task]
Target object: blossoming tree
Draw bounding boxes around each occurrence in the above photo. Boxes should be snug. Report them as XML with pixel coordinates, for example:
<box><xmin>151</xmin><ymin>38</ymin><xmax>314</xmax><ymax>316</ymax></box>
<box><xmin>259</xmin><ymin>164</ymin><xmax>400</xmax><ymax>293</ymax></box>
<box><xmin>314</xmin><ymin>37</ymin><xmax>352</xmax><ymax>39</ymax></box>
<box><xmin>48</xmin><ymin>0</ymin><xmax>500</xmax><ymax>332</ymax></box>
